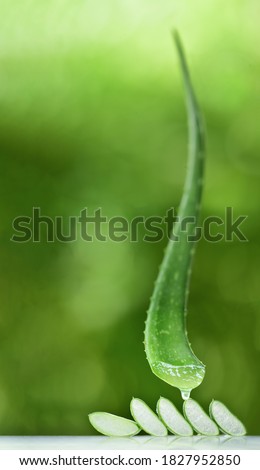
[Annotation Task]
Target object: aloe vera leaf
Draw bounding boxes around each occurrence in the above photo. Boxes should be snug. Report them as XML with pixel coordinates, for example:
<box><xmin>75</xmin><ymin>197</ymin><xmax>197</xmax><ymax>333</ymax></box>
<box><xmin>183</xmin><ymin>399</ymin><xmax>219</xmax><ymax>435</ymax></box>
<box><xmin>130</xmin><ymin>398</ymin><xmax>167</xmax><ymax>437</ymax></box>
<box><xmin>157</xmin><ymin>396</ymin><xmax>193</xmax><ymax>436</ymax></box>
<box><xmin>88</xmin><ymin>412</ymin><xmax>140</xmax><ymax>437</ymax></box>
<box><xmin>144</xmin><ymin>31</ymin><xmax>206</xmax><ymax>397</ymax></box>
<box><xmin>209</xmin><ymin>400</ymin><xmax>246</xmax><ymax>436</ymax></box>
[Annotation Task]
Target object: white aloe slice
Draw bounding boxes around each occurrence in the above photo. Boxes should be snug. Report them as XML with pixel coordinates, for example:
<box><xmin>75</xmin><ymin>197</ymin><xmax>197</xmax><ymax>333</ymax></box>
<box><xmin>88</xmin><ymin>412</ymin><xmax>140</xmax><ymax>437</ymax></box>
<box><xmin>130</xmin><ymin>398</ymin><xmax>167</xmax><ymax>436</ymax></box>
<box><xmin>183</xmin><ymin>399</ymin><xmax>219</xmax><ymax>436</ymax></box>
<box><xmin>209</xmin><ymin>400</ymin><xmax>246</xmax><ymax>436</ymax></box>
<box><xmin>157</xmin><ymin>397</ymin><xmax>193</xmax><ymax>436</ymax></box>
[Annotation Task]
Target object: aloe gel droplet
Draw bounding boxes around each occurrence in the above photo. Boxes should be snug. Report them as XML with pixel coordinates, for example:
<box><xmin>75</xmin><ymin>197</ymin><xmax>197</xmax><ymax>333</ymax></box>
<box><xmin>181</xmin><ymin>390</ymin><xmax>191</xmax><ymax>400</ymax></box>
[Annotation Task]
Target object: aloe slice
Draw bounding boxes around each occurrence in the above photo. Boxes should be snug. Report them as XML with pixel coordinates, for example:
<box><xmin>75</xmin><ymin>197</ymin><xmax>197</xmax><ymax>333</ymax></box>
<box><xmin>130</xmin><ymin>398</ymin><xmax>167</xmax><ymax>436</ymax></box>
<box><xmin>157</xmin><ymin>397</ymin><xmax>193</xmax><ymax>436</ymax></box>
<box><xmin>209</xmin><ymin>400</ymin><xmax>246</xmax><ymax>436</ymax></box>
<box><xmin>88</xmin><ymin>412</ymin><xmax>140</xmax><ymax>437</ymax></box>
<box><xmin>183</xmin><ymin>399</ymin><xmax>219</xmax><ymax>435</ymax></box>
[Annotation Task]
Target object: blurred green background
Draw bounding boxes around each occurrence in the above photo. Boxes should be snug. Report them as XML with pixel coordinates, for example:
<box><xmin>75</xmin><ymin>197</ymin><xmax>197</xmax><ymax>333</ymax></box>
<box><xmin>0</xmin><ymin>0</ymin><xmax>259</xmax><ymax>435</ymax></box>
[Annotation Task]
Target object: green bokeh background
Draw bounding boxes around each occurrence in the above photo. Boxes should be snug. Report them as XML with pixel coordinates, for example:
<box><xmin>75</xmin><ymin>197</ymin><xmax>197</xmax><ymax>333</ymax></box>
<box><xmin>0</xmin><ymin>0</ymin><xmax>259</xmax><ymax>435</ymax></box>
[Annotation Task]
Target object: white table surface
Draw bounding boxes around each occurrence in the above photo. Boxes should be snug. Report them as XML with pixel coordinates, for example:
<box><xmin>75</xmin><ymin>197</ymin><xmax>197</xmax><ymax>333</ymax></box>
<box><xmin>0</xmin><ymin>436</ymin><xmax>259</xmax><ymax>450</ymax></box>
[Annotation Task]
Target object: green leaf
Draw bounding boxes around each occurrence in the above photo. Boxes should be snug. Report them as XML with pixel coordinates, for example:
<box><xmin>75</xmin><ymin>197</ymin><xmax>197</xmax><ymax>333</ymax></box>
<box><xmin>144</xmin><ymin>31</ymin><xmax>206</xmax><ymax>397</ymax></box>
